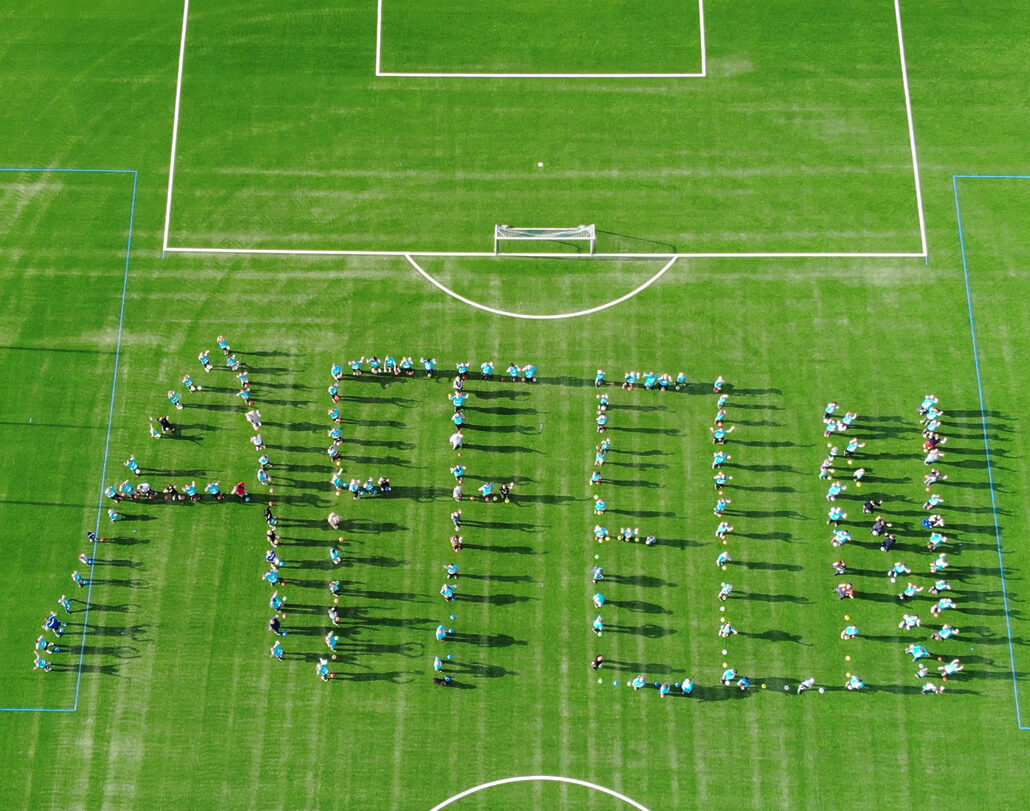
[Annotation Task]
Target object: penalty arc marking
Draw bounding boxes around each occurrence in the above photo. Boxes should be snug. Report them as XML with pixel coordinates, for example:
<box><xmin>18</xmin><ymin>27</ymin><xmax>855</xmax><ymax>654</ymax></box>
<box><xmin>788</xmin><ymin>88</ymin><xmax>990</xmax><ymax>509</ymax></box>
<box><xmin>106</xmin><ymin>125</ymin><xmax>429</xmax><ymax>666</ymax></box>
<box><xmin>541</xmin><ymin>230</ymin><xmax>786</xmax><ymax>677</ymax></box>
<box><xmin>405</xmin><ymin>254</ymin><xmax>678</xmax><ymax>320</ymax></box>
<box><xmin>428</xmin><ymin>775</ymin><xmax>652</xmax><ymax>811</ymax></box>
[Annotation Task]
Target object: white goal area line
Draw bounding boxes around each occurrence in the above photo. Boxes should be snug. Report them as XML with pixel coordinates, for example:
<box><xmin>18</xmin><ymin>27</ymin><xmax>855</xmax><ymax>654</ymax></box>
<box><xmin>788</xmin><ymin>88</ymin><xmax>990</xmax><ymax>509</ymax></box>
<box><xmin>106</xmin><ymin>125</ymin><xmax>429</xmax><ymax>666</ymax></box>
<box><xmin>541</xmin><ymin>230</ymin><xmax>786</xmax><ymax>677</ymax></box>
<box><xmin>375</xmin><ymin>0</ymin><xmax>707</xmax><ymax>78</ymax></box>
<box><xmin>162</xmin><ymin>0</ymin><xmax>927</xmax><ymax>261</ymax></box>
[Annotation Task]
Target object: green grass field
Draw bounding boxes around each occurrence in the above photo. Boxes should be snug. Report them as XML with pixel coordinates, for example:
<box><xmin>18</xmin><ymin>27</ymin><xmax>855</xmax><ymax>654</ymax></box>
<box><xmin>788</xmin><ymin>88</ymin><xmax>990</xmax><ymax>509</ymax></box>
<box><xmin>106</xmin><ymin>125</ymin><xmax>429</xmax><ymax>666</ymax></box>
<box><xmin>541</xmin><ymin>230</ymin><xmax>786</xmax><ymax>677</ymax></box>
<box><xmin>2</xmin><ymin>1</ymin><xmax>1030</xmax><ymax>809</ymax></box>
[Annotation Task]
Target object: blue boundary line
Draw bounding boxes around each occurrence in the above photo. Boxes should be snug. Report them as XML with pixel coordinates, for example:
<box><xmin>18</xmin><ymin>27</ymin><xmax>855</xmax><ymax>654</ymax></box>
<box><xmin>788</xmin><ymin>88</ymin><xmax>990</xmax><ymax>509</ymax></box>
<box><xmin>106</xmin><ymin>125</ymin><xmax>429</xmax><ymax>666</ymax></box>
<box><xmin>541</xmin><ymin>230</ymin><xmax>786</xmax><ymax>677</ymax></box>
<box><xmin>0</xmin><ymin>167</ymin><xmax>138</xmax><ymax>713</ymax></box>
<box><xmin>952</xmin><ymin>172</ymin><xmax>1029</xmax><ymax>730</ymax></box>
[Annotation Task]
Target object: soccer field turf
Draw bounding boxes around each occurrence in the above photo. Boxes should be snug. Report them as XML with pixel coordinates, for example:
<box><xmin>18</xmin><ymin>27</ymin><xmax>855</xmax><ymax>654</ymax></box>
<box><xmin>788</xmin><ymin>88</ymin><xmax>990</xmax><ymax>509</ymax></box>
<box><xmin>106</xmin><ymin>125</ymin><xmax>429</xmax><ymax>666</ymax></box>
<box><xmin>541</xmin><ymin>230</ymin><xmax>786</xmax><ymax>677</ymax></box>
<box><xmin>2</xmin><ymin>1</ymin><xmax>1030</xmax><ymax>809</ymax></box>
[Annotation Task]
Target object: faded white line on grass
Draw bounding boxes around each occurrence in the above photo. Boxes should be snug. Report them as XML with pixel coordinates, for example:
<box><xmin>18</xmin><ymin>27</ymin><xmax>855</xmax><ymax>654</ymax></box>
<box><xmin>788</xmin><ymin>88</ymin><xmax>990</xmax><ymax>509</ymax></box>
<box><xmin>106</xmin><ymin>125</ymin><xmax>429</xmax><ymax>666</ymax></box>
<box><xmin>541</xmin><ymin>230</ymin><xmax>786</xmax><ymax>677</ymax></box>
<box><xmin>429</xmin><ymin>775</ymin><xmax>651</xmax><ymax>811</ymax></box>
<box><xmin>162</xmin><ymin>0</ymin><xmax>191</xmax><ymax>256</ymax></box>
<box><xmin>405</xmin><ymin>254</ymin><xmax>678</xmax><ymax>320</ymax></box>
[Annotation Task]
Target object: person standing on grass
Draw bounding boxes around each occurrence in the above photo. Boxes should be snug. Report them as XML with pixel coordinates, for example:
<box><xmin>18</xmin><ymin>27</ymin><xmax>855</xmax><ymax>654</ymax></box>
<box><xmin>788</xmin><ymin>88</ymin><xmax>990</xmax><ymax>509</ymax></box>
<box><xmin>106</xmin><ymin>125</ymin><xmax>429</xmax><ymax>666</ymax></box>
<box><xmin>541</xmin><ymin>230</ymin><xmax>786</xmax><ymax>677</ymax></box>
<box><xmin>270</xmin><ymin>641</ymin><xmax>284</xmax><ymax>660</ymax></box>
<box><xmin>449</xmin><ymin>430</ymin><xmax>464</xmax><ymax>450</ymax></box>
<box><xmin>198</xmin><ymin>350</ymin><xmax>212</xmax><ymax>372</ymax></box>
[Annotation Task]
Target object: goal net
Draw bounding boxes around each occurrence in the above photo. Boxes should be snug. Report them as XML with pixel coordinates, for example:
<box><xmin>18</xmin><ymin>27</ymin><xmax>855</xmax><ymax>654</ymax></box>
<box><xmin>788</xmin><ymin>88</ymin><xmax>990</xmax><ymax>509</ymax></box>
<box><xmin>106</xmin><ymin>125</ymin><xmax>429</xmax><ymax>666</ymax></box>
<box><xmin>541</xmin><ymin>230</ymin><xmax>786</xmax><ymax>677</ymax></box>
<box><xmin>494</xmin><ymin>224</ymin><xmax>596</xmax><ymax>254</ymax></box>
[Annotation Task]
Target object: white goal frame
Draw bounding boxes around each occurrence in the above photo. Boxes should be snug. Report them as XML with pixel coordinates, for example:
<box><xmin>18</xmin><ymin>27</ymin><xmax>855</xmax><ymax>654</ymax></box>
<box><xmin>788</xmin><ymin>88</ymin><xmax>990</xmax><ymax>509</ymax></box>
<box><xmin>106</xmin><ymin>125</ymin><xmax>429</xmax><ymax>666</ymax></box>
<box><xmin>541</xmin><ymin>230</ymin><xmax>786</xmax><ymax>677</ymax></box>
<box><xmin>494</xmin><ymin>225</ymin><xmax>596</xmax><ymax>255</ymax></box>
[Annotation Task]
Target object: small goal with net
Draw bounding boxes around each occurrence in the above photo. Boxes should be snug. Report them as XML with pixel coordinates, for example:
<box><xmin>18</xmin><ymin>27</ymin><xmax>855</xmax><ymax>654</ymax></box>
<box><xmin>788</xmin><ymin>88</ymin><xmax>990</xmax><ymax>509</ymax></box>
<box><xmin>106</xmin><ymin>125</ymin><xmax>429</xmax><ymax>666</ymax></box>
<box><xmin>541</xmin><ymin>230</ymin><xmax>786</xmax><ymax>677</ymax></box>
<box><xmin>494</xmin><ymin>224</ymin><xmax>597</xmax><ymax>255</ymax></box>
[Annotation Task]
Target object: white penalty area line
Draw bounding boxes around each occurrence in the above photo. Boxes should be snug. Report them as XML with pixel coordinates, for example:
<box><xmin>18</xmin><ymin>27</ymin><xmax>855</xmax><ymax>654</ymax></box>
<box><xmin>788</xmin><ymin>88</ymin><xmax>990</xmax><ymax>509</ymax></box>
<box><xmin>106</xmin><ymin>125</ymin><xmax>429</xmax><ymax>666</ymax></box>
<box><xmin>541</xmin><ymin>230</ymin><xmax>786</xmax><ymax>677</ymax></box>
<box><xmin>894</xmin><ymin>0</ymin><xmax>928</xmax><ymax>259</ymax></box>
<box><xmin>429</xmin><ymin>775</ymin><xmax>651</xmax><ymax>811</ymax></box>
<box><xmin>163</xmin><ymin>247</ymin><xmax>926</xmax><ymax>260</ymax></box>
<box><xmin>162</xmin><ymin>0</ymin><xmax>191</xmax><ymax>256</ymax></box>
<box><xmin>376</xmin><ymin>0</ymin><xmax>706</xmax><ymax>78</ymax></box>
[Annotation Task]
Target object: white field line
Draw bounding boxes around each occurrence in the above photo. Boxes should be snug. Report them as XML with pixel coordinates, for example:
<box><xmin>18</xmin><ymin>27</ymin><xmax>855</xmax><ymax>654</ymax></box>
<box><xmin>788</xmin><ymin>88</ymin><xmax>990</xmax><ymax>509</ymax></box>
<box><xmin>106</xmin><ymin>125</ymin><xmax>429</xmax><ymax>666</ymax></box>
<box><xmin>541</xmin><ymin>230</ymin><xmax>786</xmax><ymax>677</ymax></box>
<box><xmin>375</xmin><ymin>0</ymin><xmax>706</xmax><ymax>79</ymax></box>
<box><xmin>375</xmin><ymin>0</ymin><xmax>383</xmax><ymax>76</ymax></box>
<box><xmin>894</xmin><ymin>0</ymin><xmax>928</xmax><ymax>257</ymax></box>
<box><xmin>377</xmin><ymin>72</ymin><xmax>706</xmax><ymax>78</ymax></box>
<box><xmin>165</xmin><ymin>246</ymin><xmax>927</xmax><ymax>260</ymax></box>
<box><xmin>428</xmin><ymin>775</ymin><xmax>651</xmax><ymax>811</ymax></box>
<box><xmin>698</xmin><ymin>0</ymin><xmax>708</xmax><ymax>77</ymax></box>
<box><xmin>164</xmin><ymin>0</ymin><xmax>926</xmax><ymax>260</ymax></box>
<box><xmin>162</xmin><ymin>0</ymin><xmax>191</xmax><ymax>255</ymax></box>
<box><xmin>406</xmin><ymin>254</ymin><xmax>678</xmax><ymax>319</ymax></box>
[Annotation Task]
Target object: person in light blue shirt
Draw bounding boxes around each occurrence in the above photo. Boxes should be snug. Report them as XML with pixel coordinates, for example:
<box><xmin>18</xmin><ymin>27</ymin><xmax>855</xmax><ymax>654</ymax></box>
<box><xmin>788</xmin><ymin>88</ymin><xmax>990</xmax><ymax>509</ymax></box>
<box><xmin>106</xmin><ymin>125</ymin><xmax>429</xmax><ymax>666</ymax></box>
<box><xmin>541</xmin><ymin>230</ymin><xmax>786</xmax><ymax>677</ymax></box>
<box><xmin>906</xmin><ymin>644</ymin><xmax>930</xmax><ymax>661</ymax></box>
<box><xmin>481</xmin><ymin>361</ymin><xmax>494</xmax><ymax>379</ymax></box>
